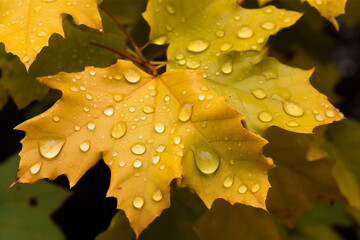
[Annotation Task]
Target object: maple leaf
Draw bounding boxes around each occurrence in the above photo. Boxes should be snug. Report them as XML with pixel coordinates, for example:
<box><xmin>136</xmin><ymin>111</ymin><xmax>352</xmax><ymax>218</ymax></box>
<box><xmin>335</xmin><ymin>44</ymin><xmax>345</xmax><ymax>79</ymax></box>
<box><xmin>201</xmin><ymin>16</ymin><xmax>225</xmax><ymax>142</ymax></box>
<box><xmin>143</xmin><ymin>0</ymin><xmax>301</xmax><ymax>66</ymax></box>
<box><xmin>264</xmin><ymin>127</ymin><xmax>345</xmax><ymax>227</ymax></box>
<box><xmin>0</xmin><ymin>0</ymin><xmax>102</xmax><ymax>70</ymax></box>
<box><xmin>15</xmin><ymin>60</ymin><xmax>269</xmax><ymax>236</ymax></box>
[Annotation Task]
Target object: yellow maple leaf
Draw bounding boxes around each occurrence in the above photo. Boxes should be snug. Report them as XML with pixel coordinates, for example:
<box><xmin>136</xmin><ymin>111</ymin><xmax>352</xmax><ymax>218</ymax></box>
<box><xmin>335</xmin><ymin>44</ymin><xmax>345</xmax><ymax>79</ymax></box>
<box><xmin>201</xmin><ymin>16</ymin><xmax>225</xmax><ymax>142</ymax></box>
<box><xmin>15</xmin><ymin>60</ymin><xmax>270</xmax><ymax>236</ymax></box>
<box><xmin>0</xmin><ymin>0</ymin><xmax>102</xmax><ymax>70</ymax></box>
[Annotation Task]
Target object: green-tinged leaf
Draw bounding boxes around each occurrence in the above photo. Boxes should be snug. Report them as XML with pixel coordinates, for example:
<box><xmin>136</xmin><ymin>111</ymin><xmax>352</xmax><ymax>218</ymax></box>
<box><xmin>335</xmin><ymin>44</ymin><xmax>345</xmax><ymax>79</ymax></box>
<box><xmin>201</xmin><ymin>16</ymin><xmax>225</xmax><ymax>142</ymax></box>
<box><xmin>0</xmin><ymin>0</ymin><xmax>102</xmax><ymax>70</ymax></box>
<box><xmin>96</xmin><ymin>211</ymin><xmax>136</xmax><ymax>240</ymax></box>
<box><xmin>0</xmin><ymin>154</ymin><xmax>68</xmax><ymax>240</ymax></box>
<box><xmin>143</xmin><ymin>0</ymin><xmax>301</xmax><ymax>62</ymax></box>
<box><xmin>101</xmin><ymin>0</ymin><xmax>148</xmax><ymax>25</ymax></box>
<box><xmin>194</xmin><ymin>200</ymin><xmax>282</xmax><ymax>240</ymax></box>
<box><xmin>204</xmin><ymin>51</ymin><xmax>343</xmax><ymax>135</ymax></box>
<box><xmin>264</xmin><ymin>127</ymin><xmax>345</xmax><ymax>227</ymax></box>
<box><xmin>29</xmin><ymin>11</ymin><xmax>126</xmax><ymax>77</ymax></box>
<box><xmin>0</xmin><ymin>45</ymin><xmax>49</xmax><ymax>110</ymax></box>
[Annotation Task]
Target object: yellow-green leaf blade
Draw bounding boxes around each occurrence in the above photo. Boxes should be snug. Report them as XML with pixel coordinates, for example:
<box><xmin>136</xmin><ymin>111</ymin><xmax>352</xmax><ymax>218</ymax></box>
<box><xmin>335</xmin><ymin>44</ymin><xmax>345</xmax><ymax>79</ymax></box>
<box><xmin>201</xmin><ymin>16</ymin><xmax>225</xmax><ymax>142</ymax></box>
<box><xmin>205</xmin><ymin>51</ymin><xmax>343</xmax><ymax>135</ymax></box>
<box><xmin>0</xmin><ymin>0</ymin><xmax>102</xmax><ymax>69</ymax></box>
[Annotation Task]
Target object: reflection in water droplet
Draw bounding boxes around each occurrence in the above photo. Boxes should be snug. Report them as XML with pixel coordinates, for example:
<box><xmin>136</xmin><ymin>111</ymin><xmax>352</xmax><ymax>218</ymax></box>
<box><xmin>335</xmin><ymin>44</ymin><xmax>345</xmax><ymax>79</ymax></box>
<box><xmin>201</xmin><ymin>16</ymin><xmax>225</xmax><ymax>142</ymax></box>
<box><xmin>104</xmin><ymin>107</ymin><xmax>114</xmax><ymax>116</ymax></box>
<box><xmin>223</xmin><ymin>176</ymin><xmax>234</xmax><ymax>188</ymax></box>
<box><xmin>258</xmin><ymin>111</ymin><xmax>272</xmax><ymax>122</ymax></box>
<box><xmin>155</xmin><ymin>122</ymin><xmax>166</xmax><ymax>133</ymax></box>
<box><xmin>131</xmin><ymin>143</ymin><xmax>146</xmax><ymax>155</ymax></box>
<box><xmin>283</xmin><ymin>102</ymin><xmax>304</xmax><ymax>117</ymax></box>
<box><xmin>119</xmin><ymin>161</ymin><xmax>125</xmax><ymax>167</ymax></box>
<box><xmin>251</xmin><ymin>183</ymin><xmax>261</xmax><ymax>193</ymax></box>
<box><xmin>237</xmin><ymin>26</ymin><xmax>254</xmax><ymax>39</ymax></box>
<box><xmin>80</xmin><ymin>141</ymin><xmax>90</xmax><ymax>152</ymax></box>
<box><xmin>221</xmin><ymin>61</ymin><xmax>233</xmax><ymax>74</ymax></box>
<box><xmin>30</xmin><ymin>162</ymin><xmax>42</xmax><ymax>174</ymax></box>
<box><xmin>251</xmin><ymin>88</ymin><xmax>266</xmax><ymax>99</ymax></box>
<box><xmin>193</xmin><ymin>142</ymin><xmax>220</xmax><ymax>175</ymax></box>
<box><xmin>111</xmin><ymin>121</ymin><xmax>127</xmax><ymax>139</ymax></box>
<box><xmin>133</xmin><ymin>159</ymin><xmax>143</xmax><ymax>168</ymax></box>
<box><xmin>152</xmin><ymin>189</ymin><xmax>163</xmax><ymax>201</ymax></box>
<box><xmin>178</xmin><ymin>103</ymin><xmax>193</xmax><ymax>122</ymax></box>
<box><xmin>123</xmin><ymin>69</ymin><xmax>141</xmax><ymax>83</ymax></box>
<box><xmin>87</xmin><ymin>122</ymin><xmax>95</xmax><ymax>130</ymax></box>
<box><xmin>238</xmin><ymin>184</ymin><xmax>248</xmax><ymax>194</ymax></box>
<box><xmin>187</xmin><ymin>39</ymin><xmax>210</xmax><ymax>53</ymax></box>
<box><xmin>133</xmin><ymin>196</ymin><xmax>144</xmax><ymax>209</ymax></box>
<box><xmin>39</xmin><ymin>138</ymin><xmax>65</xmax><ymax>159</ymax></box>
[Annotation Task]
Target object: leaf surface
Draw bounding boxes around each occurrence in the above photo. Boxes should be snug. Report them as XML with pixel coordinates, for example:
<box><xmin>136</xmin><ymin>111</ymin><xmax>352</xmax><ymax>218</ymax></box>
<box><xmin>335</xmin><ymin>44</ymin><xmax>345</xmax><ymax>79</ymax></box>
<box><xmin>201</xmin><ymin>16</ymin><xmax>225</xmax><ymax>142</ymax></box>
<box><xmin>0</xmin><ymin>154</ymin><xmax>68</xmax><ymax>240</ymax></box>
<box><xmin>16</xmin><ymin>60</ymin><xmax>269</xmax><ymax>236</ymax></box>
<box><xmin>204</xmin><ymin>51</ymin><xmax>343</xmax><ymax>135</ymax></box>
<box><xmin>0</xmin><ymin>0</ymin><xmax>102</xmax><ymax>69</ymax></box>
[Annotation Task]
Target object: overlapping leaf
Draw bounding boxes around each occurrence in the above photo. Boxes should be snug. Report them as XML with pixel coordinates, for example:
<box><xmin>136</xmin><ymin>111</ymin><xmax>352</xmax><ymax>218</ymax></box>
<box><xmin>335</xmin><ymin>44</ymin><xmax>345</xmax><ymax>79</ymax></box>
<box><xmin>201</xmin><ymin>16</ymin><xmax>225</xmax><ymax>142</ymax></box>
<box><xmin>143</xmin><ymin>0</ymin><xmax>301</xmax><ymax>64</ymax></box>
<box><xmin>0</xmin><ymin>0</ymin><xmax>102</xmax><ymax>69</ymax></box>
<box><xmin>16</xmin><ymin>60</ymin><xmax>269</xmax><ymax>236</ymax></box>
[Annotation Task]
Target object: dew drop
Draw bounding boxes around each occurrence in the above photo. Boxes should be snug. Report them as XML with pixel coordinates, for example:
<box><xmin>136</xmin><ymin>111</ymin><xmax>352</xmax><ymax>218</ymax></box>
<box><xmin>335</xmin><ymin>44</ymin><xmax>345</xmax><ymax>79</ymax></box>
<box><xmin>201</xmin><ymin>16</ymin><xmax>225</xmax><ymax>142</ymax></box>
<box><xmin>89</xmin><ymin>70</ymin><xmax>96</xmax><ymax>76</ymax></box>
<box><xmin>142</xmin><ymin>105</ymin><xmax>155</xmax><ymax>114</ymax></box>
<box><xmin>178</xmin><ymin>103</ymin><xmax>193</xmax><ymax>122</ymax></box>
<box><xmin>39</xmin><ymin>138</ymin><xmax>65</xmax><ymax>159</ymax></box>
<box><xmin>129</xmin><ymin>106</ymin><xmax>136</xmax><ymax>113</ymax></box>
<box><xmin>237</xmin><ymin>26</ymin><xmax>254</xmax><ymax>39</ymax></box>
<box><xmin>220</xmin><ymin>43</ymin><xmax>232</xmax><ymax>52</ymax></box>
<box><xmin>155</xmin><ymin>122</ymin><xmax>166</xmax><ymax>133</ymax></box>
<box><xmin>215</xmin><ymin>30</ymin><xmax>225</xmax><ymax>38</ymax></box>
<box><xmin>261</xmin><ymin>21</ymin><xmax>275</xmax><ymax>30</ymax></box>
<box><xmin>87</xmin><ymin>122</ymin><xmax>95</xmax><ymax>130</ymax></box>
<box><xmin>74</xmin><ymin>125</ymin><xmax>81</xmax><ymax>131</ymax></box>
<box><xmin>113</xmin><ymin>94</ymin><xmax>123</xmax><ymax>102</ymax></box>
<box><xmin>111</xmin><ymin>121</ymin><xmax>127</xmax><ymax>139</ymax></box>
<box><xmin>131</xmin><ymin>143</ymin><xmax>146</xmax><ymax>155</ymax></box>
<box><xmin>325</xmin><ymin>110</ymin><xmax>335</xmax><ymax>118</ymax></box>
<box><xmin>193</xmin><ymin>142</ymin><xmax>220</xmax><ymax>175</ymax></box>
<box><xmin>156</xmin><ymin>144</ymin><xmax>166</xmax><ymax>153</ymax></box>
<box><xmin>42</xmin><ymin>0</ymin><xmax>56</xmax><ymax>2</ymax></box>
<box><xmin>80</xmin><ymin>141</ymin><xmax>90</xmax><ymax>152</ymax></box>
<box><xmin>187</xmin><ymin>39</ymin><xmax>210</xmax><ymax>53</ymax></box>
<box><xmin>30</xmin><ymin>162</ymin><xmax>42</xmax><ymax>174</ymax></box>
<box><xmin>152</xmin><ymin>189</ymin><xmax>163</xmax><ymax>201</ymax></box>
<box><xmin>221</xmin><ymin>60</ymin><xmax>233</xmax><ymax>74</ymax></box>
<box><xmin>287</xmin><ymin>120</ymin><xmax>299</xmax><ymax>127</ymax></box>
<box><xmin>238</xmin><ymin>184</ymin><xmax>248</xmax><ymax>194</ymax></box>
<box><xmin>123</xmin><ymin>69</ymin><xmax>141</xmax><ymax>83</ymax></box>
<box><xmin>251</xmin><ymin>88</ymin><xmax>266</xmax><ymax>99</ymax></box>
<box><xmin>315</xmin><ymin>114</ymin><xmax>325</xmax><ymax>122</ymax></box>
<box><xmin>173</xmin><ymin>136</ymin><xmax>182</xmax><ymax>145</ymax></box>
<box><xmin>223</xmin><ymin>176</ymin><xmax>234</xmax><ymax>188</ymax></box>
<box><xmin>133</xmin><ymin>196</ymin><xmax>144</xmax><ymax>209</ymax></box>
<box><xmin>85</xmin><ymin>93</ymin><xmax>93</xmax><ymax>100</ymax></box>
<box><xmin>119</xmin><ymin>161</ymin><xmax>125</xmax><ymax>167</ymax></box>
<box><xmin>133</xmin><ymin>159</ymin><xmax>143</xmax><ymax>168</ymax></box>
<box><xmin>152</xmin><ymin>155</ymin><xmax>160</xmax><ymax>164</ymax></box>
<box><xmin>251</xmin><ymin>183</ymin><xmax>261</xmax><ymax>193</ymax></box>
<box><xmin>152</xmin><ymin>36</ymin><xmax>167</xmax><ymax>45</ymax></box>
<box><xmin>283</xmin><ymin>102</ymin><xmax>304</xmax><ymax>117</ymax></box>
<box><xmin>258</xmin><ymin>111</ymin><xmax>272</xmax><ymax>122</ymax></box>
<box><xmin>104</xmin><ymin>107</ymin><xmax>114</xmax><ymax>116</ymax></box>
<box><xmin>187</xmin><ymin>60</ymin><xmax>201</xmax><ymax>69</ymax></box>
<box><xmin>53</xmin><ymin>115</ymin><xmax>60</xmax><ymax>122</ymax></box>
<box><xmin>166</xmin><ymin>4</ymin><xmax>175</xmax><ymax>14</ymax></box>
<box><xmin>175</xmin><ymin>53</ymin><xmax>184</xmax><ymax>60</ymax></box>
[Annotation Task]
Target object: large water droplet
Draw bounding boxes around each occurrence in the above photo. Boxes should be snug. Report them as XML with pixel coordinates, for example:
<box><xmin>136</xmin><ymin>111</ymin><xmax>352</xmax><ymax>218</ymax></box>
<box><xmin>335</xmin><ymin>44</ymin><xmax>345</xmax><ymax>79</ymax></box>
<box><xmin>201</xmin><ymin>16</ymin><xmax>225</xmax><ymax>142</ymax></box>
<box><xmin>155</xmin><ymin>122</ymin><xmax>165</xmax><ymax>133</ymax></box>
<box><xmin>152</xmin><ymin>155</ymin><xmax>160</xmax><ymax>164</ymax></box>
<box><xmin>238</xmin><ymin>184</ymin><xmax>248</xmax><ymax>194</ymax></box>
<box><xmin>187</xmin><ymin>39</ymin><xmax>209</xmax><ymax>53</ymax></box>
<box><xmin>142</xmin><ymin>105</ymin><xmax>155</xmax><ymax>114</ymax></box>
<box><xmin>251</xmin><ymin>183</ymin><xmax>260</xmax><ymax>193</ymax></box>
<box><xmin>178</xmin><ymin>103</ymin><xmax>193</xmax><ymax>122</ymax></box>
<box><xmin>124</xmin><ymin>69</ymin><xmax>141</xmax><ymax>83</ymax></box>
<box><xmin>39</xmin><ymin>138</ymin><xmax>65</xmax><ymax>159</ymax></box>
<box><xmin>283</xmin><ymin>102</ymin><xmax>304</xmax><ymax>117</ymax></box>
<box><xmin>111</xmin><ymin>121</ymin><xmax>127</xmax><ymax>139</ymax></box>
<box><xmin>80</xmin><ymin>141</ymin><xmax>90</xmax><ymax>152</ymax></box>
<box><xmin>30</xmin><ymin>162</ymin><xmax>42</xmax><ymax>174</ymax></box>
<box><xmin>237</xmin><ymin>26</ymin><xmax>254</xmax><ymax>39</ymax></box>
<box><xmin>156</xmin><ymin>144</ymin><xmax>166</xmax><ymax>153</ymax></box>
<box><xmin>251</xmin><ymin>88</ymin><xmax>266</xmax><ymax>99</ymax></box>
<box><xmin>104</xmin><ymin>107</ymin><xmax>114</xmax><ymax>116</ymax></box>
<box><xmin>133</xmin><ymin>159</ymin><xmax>143</xmax><ymax>168</ymax></box>
<box><xmin>325</xmin><ymin>110</ymin><xmax>335</xmax><ymax>118</ymax></box>
<box><xmin>133</xmin><ymin>196</ymin><xmax>144</xmax><ymax>209</ymax></box>
<box><xmin>152</xmin><ymin>189</ymin><xmax>163</xmax><ymax>201</ymax></box>
<box><xmin>258</xmin><ymin>111</ymin><xmax>272</xmax><ymax>122</ymax></box>
<box><xmin>261</xmin><ymin>21</ymin><xmax>275</xmax><ymax>30</ymax></box>
<box><xmin>193</xmin><ymin>142</ymin><xmax>220</xmax><ymax>175</ymax></box>
<box><xmin>223</xmin><ymin>176</ymin><xmax>234</xmax><ymax>188</ymax></box>
<box><xmin>131</xmin><ymin>143</ymin><xmax>146</xmax><ymax>155</ymax></box>
<box><xmin>221</xmin><ymin>61</ymin><xmax>233</xmax><ymax>74</ymax></box>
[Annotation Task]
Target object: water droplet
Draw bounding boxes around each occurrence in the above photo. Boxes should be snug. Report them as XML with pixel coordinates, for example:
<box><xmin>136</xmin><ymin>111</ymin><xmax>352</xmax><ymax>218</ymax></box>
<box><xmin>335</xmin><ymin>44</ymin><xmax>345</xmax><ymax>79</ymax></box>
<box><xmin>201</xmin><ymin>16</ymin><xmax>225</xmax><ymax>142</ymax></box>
<box><xmin>42</xmin><ymin>0</ymin><xmax>56</xmax><ymax>2</ymax></box>
<box><xmin>237</xmin><ymin>26</ymin><xmax>254</xmax><ymax>39</ymax></box>
<box><xmin>124</xmin><ymin>69</ymin><xmax>141</xmax><ymax>83</ymax></box>
<box><xmin>325</xmin><ymin>110</ymin><xmax>335</xmax><ymax>118</ymax></box>
<box><xmin>129</xmin><ymin>106</ymin><xmax>136</xmax><ymax>113</ymax></box>
<box><xmin>104</xmin><ymin>107</ymin><xmax>114</xmax><ymax>116</ymax></box>
<box><xmin>152</xmin><ymin>189</ymin><xmax>163</xmax><ymax>201</ymax></box>
<box><xmin>80</xmin><ymin>141</ymin><xmax>90</xmax><ymax>152</ymax></box>
<box><xmin>164</xmin><ymin>95</ymin><xmax>170</xmax><ymax>102</ymax></box>
<box><xmin>221</xmin><ymin>61</ymin><xmax>233</xmax><ymax>74</ymax></box>
<box><xmin>223</xmin><ymin>176</ymin><xmax>234</xmax><ymax>188</ymax></box>
<box><xmin>30</xmin><ymin>162</ymin><xmax>42</xmax><ymax>174</ymax></box>
<box><xmin>315</xmin><ymin>114</ymin><xmax>325</xmax><ymax>122</ymax></box>
<box><xmin>175</xmin><ymin>53</ymin><xmax>184</xmax><ymax>60</ymax></box>
<box><xmin>283</xmin><ymin>102</ymin><xmax>304</xmax><ymax>117</ymax></box>
<box><xmin>263</xmin><ymin>69</ymin><xmax>278</xmax><ymax>80</ymax></box>
<box><xmin>216</xmin><ymin>30</ymin><xmax>225</xmax><ymax>38</ymax></box>
<box><xmin>74</xmin><ymin>125</ymin><xmax>80</xmax><ymax>131</ymax></box>
<box><xmin>89</xmin><ymin>70</ymin><xmax>96</xmax><ymax>76</ymax></box>
<box><xmin>39</xmin><ymin>138</ymin><xmax>65</xmax><ymax>159</ymax></box>
<box><xmin>251</xmin><ymin>88</ymin><xmax>266</xmax><ymax>99</ymax></box>
<box><xmin>258</xmin><ymin>111</ymin><xmax>272</xmax><ymax>122</ymax></box>
<box><xmin>173</xmin><ymin>136</ymin><xmax>182</xmax><ymax>145</ymax></box>
<box><xmin>166</xmin><ymin>4</ymin><xmax>175</xmax><ymax>14</ymax></box>
<box><xmin>70</xmin><ymin>86</ymin><xmax>79</xmax><ymax>92</ymax></box>
<box><xmin>53</xmin><ymin>115</ymin><xmax>60</xmax><ymax>122</ymax></box>
<box><xmin>111</xmin><ymin>121</ymin><xmax>127</xmax><ymax>139</ymax></box>
<box><xmin>287</xmin><ymin>120</ymin><xmax>299</xmax><ymax>127</ymax></box>
<box><xmin>193</xmin><ymin>142</ymin><xmax>220</xmax><ymax>175</ymax></box>
<box><xmin>251</xmin><ymin>183</ymin><xmax>260</xmax><ymax>193</ymax></box>
<box><xmin>85</xmin><ymin>93</ymin><xmax>93</xmax><ymax>100</ymax></box>
<box><xmin>178</xmin><ymin>103</ymin><xmax>193</xmax><ymax>122</ymax></box>
<box><xmin>133</xmin><ymin>196</ymin><xmax>144</xmax><ymax>209</ymax></box>
<box><xmin>187</xmin><ymin>39</ymin><xmax>209</xmax><ymax>53</ymax></box>
<box><xmin>198</xmin><ymin>94</ymin><xmax>205</xmax><ymax>101</ymax></box>
<box><xmin>131</xmin><ymin>143</ymin><xmax>146</xmax><ymax>155</ymax></box>
<box><xmin>114</xmin><ymin>75</ymin><xmax>122</xmax><ymax>80</ymax></box>
<box><xmin>119</xmin><ymin>161</ymin><xmax>125</xmax><ymax>167</ymax></box>
<box><xmin>155</xmin><ymin>122</ymin><xmax>165</xmax><ymax>133</ymax></box>
<box><xmin>114</xmin><ymin>94</ymin><xmax>123</xmax><ymax>102</ymax></box>
<box><xmin>238</xmin><ymin>184</ymin><xmax>248</xmax><ymax>194</ymax></box>
<box><xmin>220</xmin><ymin>43</ymin><xmax>232</xmax><ymax>52</ymax></box>
<box><xmin>87</xmin><ymin>122</ymin><xmax>95</xmax><ymax>130</ymax></box>
<box><xmin>315</xmin><ymin>0</ymin><xmax>322</xmax><ymax>5</ymax></box>
<box><xmin>261</xmin><ymin>21</ymin><xmax>275</xmax><ymax>30</ymax></box>
<box><xmin>152</xmin><ymin>155</ymin><xmax>160</xmax><ymax>164</ymax></box>
<box><xmin>142</xmin><ymin>105</ymin><xmax>155</xmax><ymax>114</ymax></box>
<box><xmin>156</xmin><ymin>144</ymin><xmax>166</xmax><ymax>153</ymax></box>
<box><xmin>37</xmin><ymin>31</ymin><xmax>47</xmax><ymax>37</ymax></box>
<box><xmin>153</xmin><ymin>36</ymin><xmax>167</xmax><ymax>45</ymax></box>
<box><xmin>133</xmin><ymin>159</ymin><xmax>143</xmax><ymax>168</ymax></box>
<box><xmin>187</xmin><ymin>60</ymin><xmax>201</xmax><ymax>69</ymax></box>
